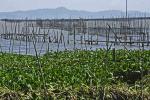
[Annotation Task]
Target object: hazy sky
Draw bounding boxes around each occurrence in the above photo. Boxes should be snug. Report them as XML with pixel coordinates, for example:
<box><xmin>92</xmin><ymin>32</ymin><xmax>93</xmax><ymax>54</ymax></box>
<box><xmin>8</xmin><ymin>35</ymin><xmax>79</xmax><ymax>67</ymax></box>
<box><xmin>0</xmin><ymin>0</ymin><xmax>150</xmax><ymax>12</ymax></box>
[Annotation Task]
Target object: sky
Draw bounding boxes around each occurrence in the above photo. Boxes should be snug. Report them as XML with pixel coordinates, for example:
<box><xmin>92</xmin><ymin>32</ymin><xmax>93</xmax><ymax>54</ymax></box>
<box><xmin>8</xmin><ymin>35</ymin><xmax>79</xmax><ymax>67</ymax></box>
<box><xmin>0</xmin><ymin>0</ymin><xmax>150</xmax><ymax>12</ymax></box>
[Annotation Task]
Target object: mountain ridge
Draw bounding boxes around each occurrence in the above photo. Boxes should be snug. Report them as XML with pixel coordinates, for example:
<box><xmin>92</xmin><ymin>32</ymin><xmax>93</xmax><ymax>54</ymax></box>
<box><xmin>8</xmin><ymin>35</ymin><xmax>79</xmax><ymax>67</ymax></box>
<box><xmin>0</xmin><ymin>7</ymin><xmax>149</xmax><ymax>19</ymax></box>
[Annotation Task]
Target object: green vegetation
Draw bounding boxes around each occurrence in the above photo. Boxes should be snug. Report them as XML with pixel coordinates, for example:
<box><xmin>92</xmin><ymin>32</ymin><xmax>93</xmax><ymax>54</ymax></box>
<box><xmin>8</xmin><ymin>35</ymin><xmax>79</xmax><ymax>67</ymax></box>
<box><xmin>0</xmin><ymin>50</ymin><xmax>150</xmax><ymax>99</ymax></box>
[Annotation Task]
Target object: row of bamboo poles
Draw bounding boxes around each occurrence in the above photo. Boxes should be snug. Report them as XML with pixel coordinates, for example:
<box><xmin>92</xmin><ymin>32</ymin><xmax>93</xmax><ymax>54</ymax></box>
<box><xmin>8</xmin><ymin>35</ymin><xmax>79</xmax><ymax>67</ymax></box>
<box><xmin>0</xmin><ymin>17</ymin><xmax>149</xmax><ymax>54</ymax></box>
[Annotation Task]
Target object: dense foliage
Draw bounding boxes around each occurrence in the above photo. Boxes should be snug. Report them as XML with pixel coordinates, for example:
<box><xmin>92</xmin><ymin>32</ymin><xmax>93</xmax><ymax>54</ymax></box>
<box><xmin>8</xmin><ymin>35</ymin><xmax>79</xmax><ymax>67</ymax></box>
<box><xmin>0</xmin><ymin>50</ymin><xmax>150</xmax><ymax>99</ymax></box>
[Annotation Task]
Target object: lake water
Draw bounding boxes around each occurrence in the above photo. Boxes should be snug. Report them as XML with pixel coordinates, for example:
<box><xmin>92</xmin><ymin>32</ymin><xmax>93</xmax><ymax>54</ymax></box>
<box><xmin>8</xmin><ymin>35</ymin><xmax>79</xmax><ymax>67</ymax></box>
<box><xmin>0</xmin><ymin>34</ymin><xmax>149</xmax><ymax>56</ymax></box>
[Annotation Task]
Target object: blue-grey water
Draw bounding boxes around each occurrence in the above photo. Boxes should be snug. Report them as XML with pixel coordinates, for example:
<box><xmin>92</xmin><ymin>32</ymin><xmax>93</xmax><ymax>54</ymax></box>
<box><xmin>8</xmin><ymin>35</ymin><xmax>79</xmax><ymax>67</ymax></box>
<box><xmin>0</xmin><ymin>34</ymin><xmax>149</xmax><ymax>56</ymax></box>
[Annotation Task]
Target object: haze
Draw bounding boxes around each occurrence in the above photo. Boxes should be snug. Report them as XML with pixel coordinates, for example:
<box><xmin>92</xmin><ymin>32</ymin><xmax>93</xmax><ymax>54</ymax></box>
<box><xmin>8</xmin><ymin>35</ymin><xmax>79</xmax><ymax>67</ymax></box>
<box><xmin>0</xmin><ymin>0</ymin><xmax>150</xmax><ymax>12</ymax></box>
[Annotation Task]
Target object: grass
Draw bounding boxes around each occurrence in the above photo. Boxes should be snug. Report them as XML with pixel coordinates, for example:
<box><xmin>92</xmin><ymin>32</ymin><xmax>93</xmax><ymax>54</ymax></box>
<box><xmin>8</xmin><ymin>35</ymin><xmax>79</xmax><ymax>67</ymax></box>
<box><xmin>0</xmin><ymin>49</ymin><xmax>150</xmax><ymax>99</ymax></box>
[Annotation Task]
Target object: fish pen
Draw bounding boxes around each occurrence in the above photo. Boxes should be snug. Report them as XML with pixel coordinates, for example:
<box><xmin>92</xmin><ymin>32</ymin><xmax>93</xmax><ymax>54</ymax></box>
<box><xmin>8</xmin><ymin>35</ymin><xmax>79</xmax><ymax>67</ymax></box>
<box><xmin>0</xmin><ymin>17</ymin><xmax>150</xmax><ymax>55</ymax></box>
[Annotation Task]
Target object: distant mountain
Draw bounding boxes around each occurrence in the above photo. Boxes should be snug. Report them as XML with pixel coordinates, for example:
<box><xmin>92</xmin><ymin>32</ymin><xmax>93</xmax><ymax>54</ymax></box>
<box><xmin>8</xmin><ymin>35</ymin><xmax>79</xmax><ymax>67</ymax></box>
<box><xmin>0</xmin><ymin>7</ymin><xmax>149</xmax><ymax>19</ymax></box>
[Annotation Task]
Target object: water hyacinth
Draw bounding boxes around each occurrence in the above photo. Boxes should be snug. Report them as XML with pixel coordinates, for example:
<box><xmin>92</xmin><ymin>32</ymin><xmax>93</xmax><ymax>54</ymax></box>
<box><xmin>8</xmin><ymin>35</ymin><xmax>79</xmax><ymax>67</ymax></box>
<box><xmin>0</xmin><ymin>50</ymin><xmax>150</xmax><ymax>99</ymax></box>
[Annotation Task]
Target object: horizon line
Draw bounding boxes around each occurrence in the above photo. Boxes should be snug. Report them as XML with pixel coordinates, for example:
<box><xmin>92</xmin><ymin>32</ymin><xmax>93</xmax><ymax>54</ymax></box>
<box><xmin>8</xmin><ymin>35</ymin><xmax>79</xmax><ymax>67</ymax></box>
<box><xmin>0</xmin><ymin>6</ymin><xmax>149</xmax><ymax>13</ymax></box>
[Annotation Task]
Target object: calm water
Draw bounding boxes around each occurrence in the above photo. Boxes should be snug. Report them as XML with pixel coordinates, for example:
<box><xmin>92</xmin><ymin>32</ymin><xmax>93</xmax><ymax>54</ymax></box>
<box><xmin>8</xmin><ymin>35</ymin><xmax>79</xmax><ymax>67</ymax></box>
<box><xmin>0</xmin><ymin>35</ymin><xmax>149</xmax><ymax>56</ymax></box>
